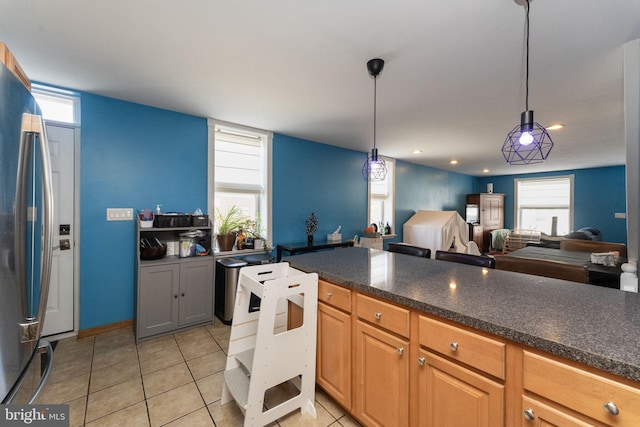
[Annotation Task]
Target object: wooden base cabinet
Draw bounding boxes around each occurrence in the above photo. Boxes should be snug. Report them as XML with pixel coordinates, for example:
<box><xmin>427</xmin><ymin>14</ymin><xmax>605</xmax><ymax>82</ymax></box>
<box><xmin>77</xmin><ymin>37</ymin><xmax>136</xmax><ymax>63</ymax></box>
<box><xmin>418</xmin><ymin>350</ymin><xmax>504</xmax><ymax>427</ymax></box>
<box><xmin>355</xmin><ymin>320</ymin><xmax>410</xmax><ymax>427</ymax></box>
<box><xmin>520</xmin><ymin>396</ymin><xmax>597</xmax><ymax>427</ymax></box>
<box><xmin>316</xmin><ymin>302</ymin><xmax>351</xmax><ymax>410</ymax></box>
<box><xmin>313</xmin><ymin>280</ymin><xmax>640</xmax><ymax>427</ymax></box>
<box><xmin>522</xmin><ymin>351</ymin><xmax>640</xmax><ymax>426</ymax></box>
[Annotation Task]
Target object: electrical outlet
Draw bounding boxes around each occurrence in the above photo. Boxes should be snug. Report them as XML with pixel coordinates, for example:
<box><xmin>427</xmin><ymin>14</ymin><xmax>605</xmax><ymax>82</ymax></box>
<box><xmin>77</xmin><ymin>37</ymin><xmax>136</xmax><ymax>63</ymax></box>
<box><xmin>107</xmin><ymin>208</ymin><xmax>134</xmax><ymax>221</ymax></box>
<box><xmin>614</xmin><ymin>212</ymin><xmax>626</xmax><ymax>219</ymax></box>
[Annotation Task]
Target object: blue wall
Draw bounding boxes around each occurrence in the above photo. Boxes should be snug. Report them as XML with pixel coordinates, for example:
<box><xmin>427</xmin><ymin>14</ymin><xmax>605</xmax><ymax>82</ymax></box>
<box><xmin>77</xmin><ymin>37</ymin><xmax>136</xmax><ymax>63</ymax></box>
<box><xmin>77</xmin><ymin>94</ymin><xmax>626</xmax><ymax>330</ymax></box>
<box><xmin>272</xmin><ymin>134</ymin><xmax>368</xmax><ymax>244</ymax></box>
<box><xmin>395</xmin><ymin>160</ymin><xmax>475</xmax><ymax>241</ymax></box>
<box><xmin>271</xmin><ymin>135</ymin><xmax>476</xmax><ymax>247</ymax></box>
<box><xmin>476</xmin><ymin>166</ymin><xmax>627</xmax><ymax>244</ymax></box>
<box><xmin>80</xmin><ymin>93</ymin><xmax>208</xmax><ymax>329</ymax></box>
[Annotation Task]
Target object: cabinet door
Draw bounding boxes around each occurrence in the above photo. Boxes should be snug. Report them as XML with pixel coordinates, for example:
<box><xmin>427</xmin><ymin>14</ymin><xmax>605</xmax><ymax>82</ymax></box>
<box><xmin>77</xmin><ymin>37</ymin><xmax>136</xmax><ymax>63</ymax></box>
<box><xmin>138</xmin><ymin>263</ymin><xmax>180</xmax><ymax>339</ymax></box>
<box><xmin>355</xmin><ymin>320</ymin><xmax>409</xmax><ymax>427</ymax></box>
<box><xmin>521</xmin><ymin>396</ymin><xmax>599</xmax><ymax>427</ymax></box>
<box><xmin>317</xmin><ymin>302</ymin><xmax>351</xmax><ymax>410</ymax></box>
<box><xmin>418</xmin><ymin>350</ymin><xmax>504</xmax><ymax>427</ymax></box>
<box><xmin>481</xmin><ymin>194</ymin><xmax>503</xmax><ymax>229</ymax></box>
<box><xmin>179</xmin><ymin>259</ymin><xmax>214</xmax><ymax>326</ymax></box>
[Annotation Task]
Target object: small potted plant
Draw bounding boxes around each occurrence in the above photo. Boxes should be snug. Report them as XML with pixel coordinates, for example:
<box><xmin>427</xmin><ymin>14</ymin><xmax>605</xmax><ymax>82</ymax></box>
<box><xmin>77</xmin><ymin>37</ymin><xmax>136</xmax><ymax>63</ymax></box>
<box><xmin>306</xmin><ymin>212</ymin><xmax>318</xmax><ymax>245</ymax></box>
<box><xmin>215</xmin><ymin>206</ymin><xmax>249</xmax><ymax>251</ymax></box>
<box><xmin>245</xmin><ymin>215</ymin><xmax>266</xmax><ymax>250</ymax></box>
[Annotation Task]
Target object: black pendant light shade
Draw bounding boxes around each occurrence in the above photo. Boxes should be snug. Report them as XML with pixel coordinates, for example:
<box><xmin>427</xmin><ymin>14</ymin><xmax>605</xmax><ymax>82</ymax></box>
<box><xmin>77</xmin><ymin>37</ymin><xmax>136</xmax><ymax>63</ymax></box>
<box><xmin>363</xmin><ymin>58</ymin><xmax>388</xmax><ymax>181</ymax></box>
<box><xmin>501</xmin><ymin>0</ymin><xmax>553</xmax><ymax>165</ymax></box>
<box><xmin>502</xmin><ymin>110</ymin><xmax>554</xmax><ymax>165</ymax></box>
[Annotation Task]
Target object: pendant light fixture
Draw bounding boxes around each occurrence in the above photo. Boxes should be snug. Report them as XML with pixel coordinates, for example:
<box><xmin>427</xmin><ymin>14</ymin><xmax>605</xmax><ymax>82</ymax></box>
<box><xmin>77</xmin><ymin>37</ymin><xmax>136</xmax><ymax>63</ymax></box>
<box><xmin>501</xmin><ymin>0</ymin><xmax>553</xmax><ymax>165</ymax></box>
<box><xmin>362</xmin><ymin>58</ymin><xmax>388</xmax><ymax>181</ymax></box>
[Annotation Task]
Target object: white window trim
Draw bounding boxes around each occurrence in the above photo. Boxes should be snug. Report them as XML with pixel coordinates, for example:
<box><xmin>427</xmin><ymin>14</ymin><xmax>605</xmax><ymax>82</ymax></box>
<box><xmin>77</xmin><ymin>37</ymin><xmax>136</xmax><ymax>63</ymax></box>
<box><xmin>207</xmin><ymin>118</ymin><xmax>273</xmax><ymax>243</ymax></box>
<box><xmin>31</xmin><ymin>84</ymin><xmax>81</xmax><ymax>125</ymax></box>
<box><xmin>367</xmin><ymin>156</ymin><xmax>396</xmax><ymax>237</ymax></box>
<box><xmin>514</xmin><ymin>175</ymin><xmax>574</xmax><ymax>233</ymax></box>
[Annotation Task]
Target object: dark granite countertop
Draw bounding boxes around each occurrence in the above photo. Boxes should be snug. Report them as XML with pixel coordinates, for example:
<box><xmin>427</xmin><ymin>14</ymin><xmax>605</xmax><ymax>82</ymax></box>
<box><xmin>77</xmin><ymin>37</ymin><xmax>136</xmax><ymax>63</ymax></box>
<box><xmin>284</xmin><ymin>246</ymin><xmax>640</xmax><ymax>382</ymax></box>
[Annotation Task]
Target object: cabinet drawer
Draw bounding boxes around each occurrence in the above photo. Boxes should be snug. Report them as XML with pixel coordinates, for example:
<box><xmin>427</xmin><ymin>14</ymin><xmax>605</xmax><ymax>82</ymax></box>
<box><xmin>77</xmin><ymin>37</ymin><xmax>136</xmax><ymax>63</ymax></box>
<box><xmin>356</xmin><ymin>293</ymin><xmax>410</xmax><ymax>337</ymax></box>
<box><xmin>318</xmin><ymin>280</ymin><xmax>351</xmax><ymax>313</ymax></box>
<box><xmin>419</xmin><ymin>316</ymin><xmax>505</xmax><ymax>379</ymax></box>
<box><xmin>523</xmin><ymin>351</ymin><xmax>640</xmax><ymax>425</ymax></box>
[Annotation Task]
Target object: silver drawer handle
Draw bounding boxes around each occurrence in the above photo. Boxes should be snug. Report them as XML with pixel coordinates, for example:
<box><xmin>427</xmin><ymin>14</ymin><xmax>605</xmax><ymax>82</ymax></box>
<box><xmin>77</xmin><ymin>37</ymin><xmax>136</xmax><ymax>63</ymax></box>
<box><xmin>417</xmin><ymin>357</ymin><xmax>425</xmax><ymax>366</ymax></box>
<box><xmin>523</xmin><ymin>408</ymin><xmax>535</xmax><ymax>421</ymax></box>
<box><xmin>396</xmin><ymin>347</ymin><xmax>404</xmax><ymax>355</ymax></box>
<box><xmin>604</xmin><ymin>401</ymin><xmax>619</xmax><ymax>416</ymax></box>
<box><xmin>374</xmin><ymin>312</ymin><xmax>382</xmax><ymax>320</ymax></box>
<box><xmin>326</xmin><ymin>292</ymin><xmax>332</xmax><ymax>298</ymax></box>
<box><xmin>450</xmin><ymin>342</ymin><xmax>459</xmax><ymax>352</ymax></box>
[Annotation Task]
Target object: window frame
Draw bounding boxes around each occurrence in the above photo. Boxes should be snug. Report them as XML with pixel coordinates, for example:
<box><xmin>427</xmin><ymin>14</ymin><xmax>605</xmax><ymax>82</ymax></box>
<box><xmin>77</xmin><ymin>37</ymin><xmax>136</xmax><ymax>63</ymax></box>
<box><xmin>31</xmin><ymin>84</ymin><xmax>80</xmax><ymax>125</ymax></box>
<box><xmin>367</xmin><ymin>156</ymin><xmax>396</xmax><ymax>235</ymax></box>
<box><xmin>207</xmin><ymin>119</ymin><xmax>272</xmax><ymax>247</ymax></box>
<box><xmin>514</xmin><ymin>175</ymin><xmax>574</xmax><ymax>235</ymax></box>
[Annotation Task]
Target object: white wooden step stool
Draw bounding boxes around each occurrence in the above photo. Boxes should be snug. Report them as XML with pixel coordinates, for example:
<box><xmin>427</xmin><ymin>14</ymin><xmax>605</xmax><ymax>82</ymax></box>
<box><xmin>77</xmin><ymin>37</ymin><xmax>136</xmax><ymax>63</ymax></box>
<box><xmin>221</xmin><ymin>262</ymin><xmax>318</xmax><ymax>426</ymax></box>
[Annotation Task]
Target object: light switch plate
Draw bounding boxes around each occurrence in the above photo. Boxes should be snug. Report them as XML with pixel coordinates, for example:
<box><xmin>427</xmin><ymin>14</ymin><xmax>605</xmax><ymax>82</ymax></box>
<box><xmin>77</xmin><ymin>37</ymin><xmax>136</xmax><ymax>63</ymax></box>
<box><xmin>107</xmin><ymin>208</ymin><xmax>134</xmax><ymax>221</ymax></box>
<box><xmin>614</xmin><ymin>212</ymin><xmax>626</xmax><ymax>219</ymax></box>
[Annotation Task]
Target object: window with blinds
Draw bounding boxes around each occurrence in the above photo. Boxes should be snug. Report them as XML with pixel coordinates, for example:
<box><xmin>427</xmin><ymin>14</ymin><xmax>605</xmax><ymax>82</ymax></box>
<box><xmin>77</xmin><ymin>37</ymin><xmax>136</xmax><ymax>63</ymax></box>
<box><xmin>212</xmin><ymin>123</ymin><xmax>271</xmax><ymax>242</ymax></box>
<box><xmin>515</xmin><ymin>176</ymin><xmax>574</xmax><ymax>235</ymax></box>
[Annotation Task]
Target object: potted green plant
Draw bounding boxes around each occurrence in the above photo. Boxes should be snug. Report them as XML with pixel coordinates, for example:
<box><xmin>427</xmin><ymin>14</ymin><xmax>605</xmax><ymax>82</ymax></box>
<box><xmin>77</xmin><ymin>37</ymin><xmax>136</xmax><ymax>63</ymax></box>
<box><xmin>215</xmin><ymin>206</ymin><xmax>248</xmax><ymax>251</ymax></box>
<box><xmin>245</xmin><ymin>215</ymin><xmax>266</xmax><ymax>250</ymax></box>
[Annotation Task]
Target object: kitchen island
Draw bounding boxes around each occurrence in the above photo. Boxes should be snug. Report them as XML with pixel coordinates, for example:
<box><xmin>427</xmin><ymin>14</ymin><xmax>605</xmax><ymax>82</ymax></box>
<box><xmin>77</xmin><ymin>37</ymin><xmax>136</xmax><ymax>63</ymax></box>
<box><xmin>284</xmin><ymin>246</ymin><xmax>640</xmax><ymax>426</ymax></box>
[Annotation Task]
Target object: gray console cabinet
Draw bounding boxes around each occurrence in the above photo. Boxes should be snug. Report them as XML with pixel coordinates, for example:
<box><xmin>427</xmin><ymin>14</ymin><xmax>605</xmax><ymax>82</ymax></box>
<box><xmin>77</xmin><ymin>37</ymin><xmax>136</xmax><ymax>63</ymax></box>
<box><xmin>135</xmin><ymin>222</ymin><xmax>214</xmax><ymax>342</ymax></box>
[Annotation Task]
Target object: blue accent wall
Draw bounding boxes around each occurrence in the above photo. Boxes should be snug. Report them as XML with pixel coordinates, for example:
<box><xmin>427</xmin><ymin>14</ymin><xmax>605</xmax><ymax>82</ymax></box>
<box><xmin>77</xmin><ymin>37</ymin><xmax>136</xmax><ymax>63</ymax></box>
<box><xmin>80</xmin><ymin>93</ymin><xmax>207</xmax><ymax>329</ymax></box>
<box><xmin>271</xmin><ymin>134</ymin><xmax>476</xmax><ymax>247</ymax></box>
<box><xmin>395</xmin><ymin>160</ymin><xmax>475</xmax><ymax>242</ymax></box>
<box><xmin>476</xmin><ymin>166</ymin><xmax>627</xmax><ymax>244</ymax></box>
<box><xmin>272</xmin><ymin>134</ymin><xmax>368</xmax><ymax>244</ymax></box>
<box><xmin>75</xmin><ymin>94</ymin><xmax>627</xmax><ymax>331</ymax></box>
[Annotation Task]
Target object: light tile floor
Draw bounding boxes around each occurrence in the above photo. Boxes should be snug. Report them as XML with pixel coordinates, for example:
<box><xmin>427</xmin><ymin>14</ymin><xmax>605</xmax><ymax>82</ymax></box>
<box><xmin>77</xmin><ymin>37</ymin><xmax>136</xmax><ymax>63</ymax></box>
<box><xmin>36</xmin><ymin>321</ymin><xmax>361</xmax><ymax>427</ymax></box>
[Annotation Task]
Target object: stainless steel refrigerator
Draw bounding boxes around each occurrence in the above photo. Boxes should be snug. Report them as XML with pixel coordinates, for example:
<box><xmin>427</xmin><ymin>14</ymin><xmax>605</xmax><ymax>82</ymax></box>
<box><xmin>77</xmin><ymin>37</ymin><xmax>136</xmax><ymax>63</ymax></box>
<box><xmin>1</xmin><ymin>61</ymin><xmax>54</xmax><ymax>404</ymax></box>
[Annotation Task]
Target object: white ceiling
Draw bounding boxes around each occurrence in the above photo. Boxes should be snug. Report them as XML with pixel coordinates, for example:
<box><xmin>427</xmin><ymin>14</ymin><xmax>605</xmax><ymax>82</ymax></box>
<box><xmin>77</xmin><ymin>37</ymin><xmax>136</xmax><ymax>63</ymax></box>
<box><xmin>2</xmin><ymin>0</ymin><xmax>639</xmax><ymax>176</ymax></box>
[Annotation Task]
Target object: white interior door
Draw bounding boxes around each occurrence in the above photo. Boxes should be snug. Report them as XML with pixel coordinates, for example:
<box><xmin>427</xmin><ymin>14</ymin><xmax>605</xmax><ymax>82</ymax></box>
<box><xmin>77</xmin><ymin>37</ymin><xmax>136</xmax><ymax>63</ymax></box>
<box><xmin>42</xmin><ymin>123</ymin><xmax>75</xmax><ymax>336</ymax></box>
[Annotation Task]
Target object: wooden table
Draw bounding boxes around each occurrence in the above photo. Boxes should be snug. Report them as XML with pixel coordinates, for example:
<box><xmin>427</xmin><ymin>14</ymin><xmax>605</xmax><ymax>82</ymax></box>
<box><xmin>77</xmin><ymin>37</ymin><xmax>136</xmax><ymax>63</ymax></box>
<box><xmin>506</xmin><ymin>246</ymin><xmax>622</xmax><ymax>288</ymax></box>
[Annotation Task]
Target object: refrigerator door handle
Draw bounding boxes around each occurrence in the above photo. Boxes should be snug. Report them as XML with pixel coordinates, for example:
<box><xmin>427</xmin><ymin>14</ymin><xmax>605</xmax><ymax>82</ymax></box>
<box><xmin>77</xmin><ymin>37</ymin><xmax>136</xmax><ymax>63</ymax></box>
<box><xmin>15</xmin><ymin>114</ymin><xmax>54</xmax><ymax>339</ymax></box>
<box><xmin>14</xmin><ymin>117</ymin><xmax>32</xmax><ymax>319</ymax></box>
<box><xmin>34</xmin><ymin>114</ymin><xmax>54</xmax><ymax>340</ymax></box>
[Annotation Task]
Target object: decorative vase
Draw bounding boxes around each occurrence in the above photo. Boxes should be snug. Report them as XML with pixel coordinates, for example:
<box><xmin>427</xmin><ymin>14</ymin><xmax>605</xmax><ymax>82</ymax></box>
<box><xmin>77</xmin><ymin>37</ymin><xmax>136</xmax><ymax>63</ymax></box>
<box><xmin>217</xmin><ymin>233</ymin><xmax>236</xmax><ymax>252</ymax></box>
<box><xmin>307</xmin><ymin>234</ymin><xmax>313</xmax><ymax>245</ymax></box>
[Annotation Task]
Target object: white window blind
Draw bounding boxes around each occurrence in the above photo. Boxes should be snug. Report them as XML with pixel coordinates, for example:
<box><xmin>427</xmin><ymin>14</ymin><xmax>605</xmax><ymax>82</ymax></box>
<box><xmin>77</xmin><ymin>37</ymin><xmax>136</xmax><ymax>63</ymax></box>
<box><xmin>517</xmin><ymin>178</ymin><xmax>571</xmax><ymax>209</ymax></box>
<box><xmin>215</xmin><ymin>129</ymin><xmax>264</xmax><ymax>191</ymax></box>
<box><xmin>515</xmin><ymin>176</ymin><xmax>574</xmax><ymax>235</ymax></box>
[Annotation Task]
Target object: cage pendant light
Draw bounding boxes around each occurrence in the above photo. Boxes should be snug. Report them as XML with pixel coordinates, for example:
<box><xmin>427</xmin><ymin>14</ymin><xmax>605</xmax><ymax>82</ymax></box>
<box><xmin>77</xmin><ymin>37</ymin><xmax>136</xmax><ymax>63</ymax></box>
<box><xmin>501</xmin><ymin>0</ymin><xmax>553</xmax><ymax>165</ymax></box>
<box><xmin>362</xmin><ymin>58</ymin><xmax>388</xmax><ymax>181</ymax></box>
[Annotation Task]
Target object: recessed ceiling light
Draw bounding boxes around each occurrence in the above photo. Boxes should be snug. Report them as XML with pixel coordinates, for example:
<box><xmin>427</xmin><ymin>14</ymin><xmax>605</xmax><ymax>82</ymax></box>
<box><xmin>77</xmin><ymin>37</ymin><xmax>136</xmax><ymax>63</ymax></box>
<box><xmin>546</xmin><ymin>124</ymin><xmax>564</xmax><ymax>130</ymax></box>
<box><xmin>413</xmin><ymin>150</ymin><xmax>423</xmax><ymax>154</ymax></box>
<box><xmin>483</xmin><ymin>169</ymin><xmax>490</xmax><ymax>173</ymax></box>
<box><xmin>450</xmin><ymin>160</ymin><xmax>458</xmax><ymax>165</ymax></box>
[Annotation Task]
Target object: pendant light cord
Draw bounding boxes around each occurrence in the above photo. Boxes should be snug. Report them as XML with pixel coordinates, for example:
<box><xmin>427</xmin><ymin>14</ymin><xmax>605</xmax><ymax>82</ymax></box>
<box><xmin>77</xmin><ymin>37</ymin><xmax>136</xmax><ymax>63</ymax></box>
<box><xmin>525</xmin><ymin>0</ymin><xmax>530</xmax><ymax>112</ymax></box>
<box><xmin>373</xmin><ymin>75</ymin><xmax>377</xmax><ymax>149</ymax></box>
